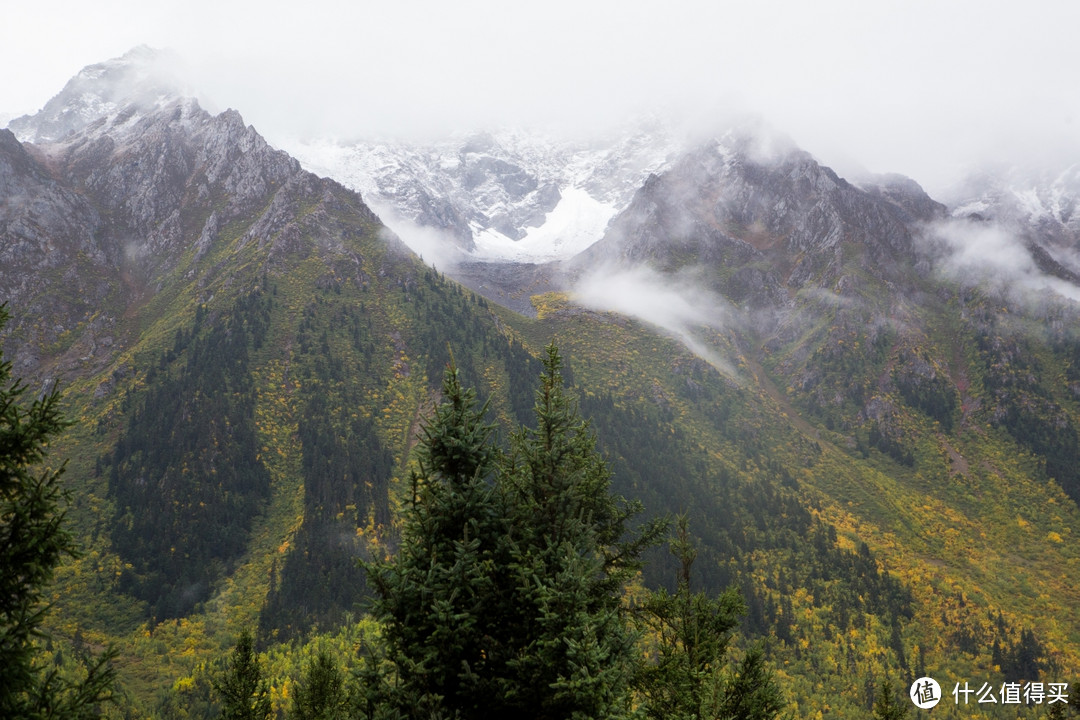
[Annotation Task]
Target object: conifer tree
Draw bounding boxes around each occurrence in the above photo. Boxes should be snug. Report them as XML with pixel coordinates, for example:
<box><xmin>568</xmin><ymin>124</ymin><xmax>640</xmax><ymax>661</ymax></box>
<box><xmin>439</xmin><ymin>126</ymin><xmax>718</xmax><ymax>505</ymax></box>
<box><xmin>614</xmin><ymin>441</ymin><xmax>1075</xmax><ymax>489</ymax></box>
<box><xmin>365</xmin><ymin>356</ymin><xmax>507</xmax><ymax>718</ymax></box>
<box><xmin>291</xmin><ymin>648</ymin><xmax>347</xmax><ymax>720</ymax></box>
<box><xmin>214</xmin><ymin>629</ymin><xmax>271</xmax><ymax>720</ymax></box>
<box><xmin>713</xmin><ymin>646</ymin><xmax>785</xmax><ymax>720</ymax></box>
<box><xmin>348</xmin><ymin>644</ymin><xmax>403</xmax><ymax>720</ymax></box>
<box><xmin>872</xmin><ymin>678</ymin><xmax>908</xmax><ymax>720</ymax></box>
<box><xmin>498</xmin><ymin>343</ymin><xmax>664</xmax><ymax>719</ymax></box>
<box><xmin>1046</xmin><ymin>695</ymin><xmax>1080</xmax><ymax>720</ymax></box>
<box><xmin>0</xmin><ymin>304</ymin><xmax>118</xmax><ymax>719</ymax></box>
<box><xmin>1044</xmin><ymin>685</ymin><xmax>1079</xmax><ymax>720</ymax></box>
<box><xmin>367</xmin><ymin>344</ymin><xmax>663</xmax><ymax>719</ymax></box>
<box><xmin>636</xmin><ymin>515</ymin><xmax>782</xmax><ymax>720</ymax></box>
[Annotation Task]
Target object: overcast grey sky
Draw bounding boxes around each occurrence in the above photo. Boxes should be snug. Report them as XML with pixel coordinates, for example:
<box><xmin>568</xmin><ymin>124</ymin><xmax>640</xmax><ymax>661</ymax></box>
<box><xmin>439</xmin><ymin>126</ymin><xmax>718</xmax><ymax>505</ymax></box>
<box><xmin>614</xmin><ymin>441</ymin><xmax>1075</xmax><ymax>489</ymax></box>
<box><xmin>3</xmin><ymin>0</ymin><xmax>1078</xmax><ymax>192</ymax></box>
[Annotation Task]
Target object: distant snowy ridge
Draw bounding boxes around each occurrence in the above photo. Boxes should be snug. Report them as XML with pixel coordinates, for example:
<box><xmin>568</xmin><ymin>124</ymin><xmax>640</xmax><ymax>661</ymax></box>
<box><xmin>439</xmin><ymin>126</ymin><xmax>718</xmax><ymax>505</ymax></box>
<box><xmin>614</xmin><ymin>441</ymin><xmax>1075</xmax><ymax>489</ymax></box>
<box><xmin>29</xmin><ymin>44</ymin><xmax>1080</xmax><ymax>276</ymax></box>
<box><xmin>280</xmin><ymin>123</ymin><xmax>682</xmax><ymax>264</ymax></box>
<box><xmin>2</xmin><ymin>44</ymin><xmax>681</xmax><ymax>266</ymax></box>
<box><xmin>949</xmin><ymin>164</ymin><xmax>1080</xmax><ymax>233</ymax></box>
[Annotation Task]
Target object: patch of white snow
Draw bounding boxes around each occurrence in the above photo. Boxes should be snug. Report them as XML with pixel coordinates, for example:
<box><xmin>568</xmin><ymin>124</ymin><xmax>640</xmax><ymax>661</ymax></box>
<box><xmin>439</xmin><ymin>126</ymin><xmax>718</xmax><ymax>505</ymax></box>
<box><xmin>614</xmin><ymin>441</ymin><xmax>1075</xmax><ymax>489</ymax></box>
<box><xmin>951</xmin><ymin>199</ymin><xmax>990</xmax><ymax>217</ymax></box>
<box><xmin>470</xmin><ymin>187</ymin><xmax>615</xmax><ymax>263</ymax></box>
<box><xmin>1015</xmin><ymin>188</ymin><xmax>1048</xmax><ymax>218</ymax></box>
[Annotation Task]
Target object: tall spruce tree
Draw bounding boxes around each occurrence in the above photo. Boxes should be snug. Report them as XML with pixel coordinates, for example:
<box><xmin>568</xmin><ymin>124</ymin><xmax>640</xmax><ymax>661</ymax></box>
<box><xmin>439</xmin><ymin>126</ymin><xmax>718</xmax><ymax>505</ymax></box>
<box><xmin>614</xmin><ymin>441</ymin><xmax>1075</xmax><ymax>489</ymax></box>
<box><xmin>0</xmin><ymin>305</ymin><xmax>118</xmax><ymax>719</ymax></box>
<box><xmin>214</xmin><ymin>629</ymin><xmax>271</xmax><ymax>720</ymax></box>
<box><xmin>365</xmin><ymin>356</ymin><xmax>508</xmax><ymax>718</ymax></box>
<box><xmin>498</xmin><ymin>343</ymin><xmax>664</xmax><ymax>719</ymax></box>
<box><xmin>713</xmin><ymin>646</ymin><xmax>785</xmax><ymax>720</ymax></box>
<box><xmin>291</xmin><ymin>648</ymin><xmax>347</xmax><ymax>720</ymax></box>
<box><xmin>366</xmin><ymin>344</ymin><xmax>662</xmax><ymax>719</ymax></box>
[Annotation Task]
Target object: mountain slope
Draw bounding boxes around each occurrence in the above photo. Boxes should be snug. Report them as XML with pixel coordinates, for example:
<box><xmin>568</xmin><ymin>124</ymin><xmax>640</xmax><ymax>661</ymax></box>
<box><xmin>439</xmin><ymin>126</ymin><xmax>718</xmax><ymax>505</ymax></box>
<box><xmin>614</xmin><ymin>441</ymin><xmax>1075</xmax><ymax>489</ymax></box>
<box><xmin>2</xmin><ymin>80</ymin><xmax>548</xmax><ymax>706</ymax></box>
<box><xmin>529</xmin><ymin>124</ymin><xmax>1080</xmax><ymax>714</ymax></box>
<box><xmin>2</xmin><ymin>50</ymin><xmax>1079</xmax><ymax>719</ymax></box>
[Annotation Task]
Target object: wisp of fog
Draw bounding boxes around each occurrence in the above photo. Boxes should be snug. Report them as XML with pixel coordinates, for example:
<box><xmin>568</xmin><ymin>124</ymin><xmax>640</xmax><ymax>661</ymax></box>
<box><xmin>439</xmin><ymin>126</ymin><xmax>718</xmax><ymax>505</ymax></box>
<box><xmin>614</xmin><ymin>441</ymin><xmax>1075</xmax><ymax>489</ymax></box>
<box><xmin>571</xmin><ymin>264</ymin><xmax>740</xmax><ymax>378</ymax></box>
<box><xmin>924</xmin><ymin>218</ymin><xmax>1080</xmax><ymax>305</ymax></box>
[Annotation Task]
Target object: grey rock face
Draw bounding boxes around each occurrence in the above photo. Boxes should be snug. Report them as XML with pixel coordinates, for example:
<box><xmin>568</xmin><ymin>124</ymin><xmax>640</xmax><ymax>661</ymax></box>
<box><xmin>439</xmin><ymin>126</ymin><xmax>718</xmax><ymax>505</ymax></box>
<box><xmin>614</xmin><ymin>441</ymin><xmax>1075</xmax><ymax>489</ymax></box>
<box><xmin>577</xmin><ymin>133</ymin><xmax>927</xmax><ymax>305</ymax></box>
<box><xmin>1</xmin><ymin>79</ymin><xmax>382</xmax><ymax>385</ymax></box>
<box><xmin>0</xmin><ymin>129</ymin><xmax>116</xmax><ymax>372</ymax></box>
<box><xmin>856</xmin><ymin>173</ymin><xmax>947</xmax><ymax>225</ymax></box>
<box><xmin>22</xmin><ymin>96</ymin><xmax>303</xmax><ymax>291</ymax></box>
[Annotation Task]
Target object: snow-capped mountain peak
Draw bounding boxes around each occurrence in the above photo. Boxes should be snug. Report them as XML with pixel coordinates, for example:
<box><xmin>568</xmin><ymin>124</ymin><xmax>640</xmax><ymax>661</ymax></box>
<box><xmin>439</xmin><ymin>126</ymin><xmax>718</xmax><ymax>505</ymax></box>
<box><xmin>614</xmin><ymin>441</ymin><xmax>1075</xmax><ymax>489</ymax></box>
<box><xmin>7</xmin><ymin>46</ymin><xmax>190</xmax><ymax>145</ymax></box>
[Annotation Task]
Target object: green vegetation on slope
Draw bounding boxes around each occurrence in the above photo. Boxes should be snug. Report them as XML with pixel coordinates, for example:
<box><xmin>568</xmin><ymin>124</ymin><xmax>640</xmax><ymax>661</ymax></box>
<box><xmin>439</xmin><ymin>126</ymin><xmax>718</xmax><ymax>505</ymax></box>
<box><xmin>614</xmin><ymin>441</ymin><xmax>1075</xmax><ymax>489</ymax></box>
<box><xmin>0</xmin><ymin>305</ymin><xmax>120</xmax><ymax>718</ymax></box>
<box><xmin>106</xmin><ymin>294</ymin><xmax>273</xmax><ymax>620</ymax></box>
<box><xmin>13</xmin><ymin>170</ymin><xmax>1079</xmax><ymax>720</ymax></box>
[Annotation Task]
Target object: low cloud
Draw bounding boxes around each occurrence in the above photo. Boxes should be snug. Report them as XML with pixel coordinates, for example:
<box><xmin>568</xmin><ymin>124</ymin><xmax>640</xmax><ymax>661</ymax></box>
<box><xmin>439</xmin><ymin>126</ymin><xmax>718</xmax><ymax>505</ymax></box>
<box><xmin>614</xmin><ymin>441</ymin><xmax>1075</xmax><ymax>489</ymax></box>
<box><xmin>372</xmin><ymin>204</ymin><xmax>468</xmax><ymax>273</ymax></box>
<box><xmin>571</xmin><ymin>264</ymin><xmax>739</xmax><ymax>378</ymax></box>
<box><xmin>922</xmin><ymin>218</ymin><xmax>1080</xmax><ymax>305</ymax></box>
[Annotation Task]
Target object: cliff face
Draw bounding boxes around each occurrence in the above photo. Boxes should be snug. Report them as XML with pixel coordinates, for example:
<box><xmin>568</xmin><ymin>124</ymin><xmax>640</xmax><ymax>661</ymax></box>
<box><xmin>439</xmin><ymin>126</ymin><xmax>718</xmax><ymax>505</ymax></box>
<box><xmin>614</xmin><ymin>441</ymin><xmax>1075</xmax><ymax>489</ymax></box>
<box><xmin>0</xmin><ymin>128</ymin><xmax>114</xmax><ymax>376</ymax></box>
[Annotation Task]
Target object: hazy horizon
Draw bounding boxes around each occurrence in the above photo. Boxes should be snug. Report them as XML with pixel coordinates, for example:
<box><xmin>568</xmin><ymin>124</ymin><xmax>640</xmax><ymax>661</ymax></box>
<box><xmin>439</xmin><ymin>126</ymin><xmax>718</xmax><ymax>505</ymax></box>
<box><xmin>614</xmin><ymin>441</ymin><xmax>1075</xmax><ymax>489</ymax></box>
<box><xmin>4</xmin><ymin>0</ymin><xmax>1079</xmax><ymax>195</ymax></box>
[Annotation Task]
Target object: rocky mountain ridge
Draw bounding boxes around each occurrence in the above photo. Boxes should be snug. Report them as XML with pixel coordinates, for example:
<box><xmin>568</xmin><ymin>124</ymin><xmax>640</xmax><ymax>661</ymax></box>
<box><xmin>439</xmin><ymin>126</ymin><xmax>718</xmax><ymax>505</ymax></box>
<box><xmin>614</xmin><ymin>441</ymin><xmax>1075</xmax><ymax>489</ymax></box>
<box><xmin>575</xmin><ymin>135</ymin><xmax>946</xmax><ymax>302</ymax></box>
<box><xmin>12</xmin><ymin>45</ymin><xmax>1080</xmax><ymax>293</ymax></box>
<box><xmin>1</xmin><ymin>80</ymin><xmax>395</xmax><ymax>385</ymax></box>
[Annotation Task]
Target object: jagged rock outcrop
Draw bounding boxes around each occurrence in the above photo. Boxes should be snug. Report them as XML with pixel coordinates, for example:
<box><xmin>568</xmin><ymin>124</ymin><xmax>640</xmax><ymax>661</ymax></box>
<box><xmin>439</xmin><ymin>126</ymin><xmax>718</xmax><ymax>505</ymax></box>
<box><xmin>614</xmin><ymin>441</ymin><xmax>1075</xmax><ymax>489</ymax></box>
<box><xmin>0</xmin><ymin>128</ymin><xmax>116</xmax><ymax>374</ymax></box>
<box><xmin>856</xmin><ymin>173</ymin><xmax>947</xmax><ymax>225</ymax></box>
